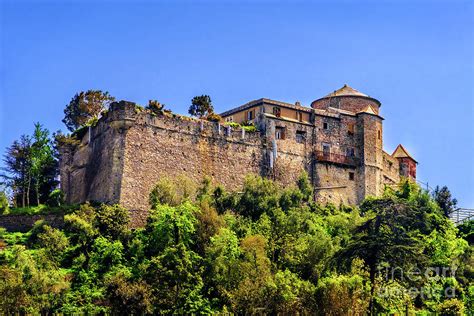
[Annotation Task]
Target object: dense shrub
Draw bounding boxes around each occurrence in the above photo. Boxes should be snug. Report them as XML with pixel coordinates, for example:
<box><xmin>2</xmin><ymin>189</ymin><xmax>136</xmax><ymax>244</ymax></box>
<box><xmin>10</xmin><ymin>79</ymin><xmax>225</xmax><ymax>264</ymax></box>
<box><xmin>0</xmin><ymin>177</ymin><xmax>470</xmax><ymax>314</ymax></box>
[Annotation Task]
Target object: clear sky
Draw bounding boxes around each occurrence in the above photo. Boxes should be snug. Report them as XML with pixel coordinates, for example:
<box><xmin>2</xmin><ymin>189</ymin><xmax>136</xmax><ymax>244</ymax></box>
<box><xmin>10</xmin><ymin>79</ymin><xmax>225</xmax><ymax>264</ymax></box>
<box><xmin>1</xmin><ymin>0</ymin><xmax>473</xmax><ymax>208</ymax></box>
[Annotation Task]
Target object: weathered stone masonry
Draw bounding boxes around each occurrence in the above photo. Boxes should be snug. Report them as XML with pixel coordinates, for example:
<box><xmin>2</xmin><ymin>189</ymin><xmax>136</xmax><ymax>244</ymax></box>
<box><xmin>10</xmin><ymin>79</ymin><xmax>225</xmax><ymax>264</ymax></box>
<box><xmin>59</xmin><ymin>85</ymin><xmax>418</xmax><ymax>218</ymax></box>
<box><xmin>60</xmin><ymin>102</ymin><xmax>268</xmax><ymax>212</ymax></box>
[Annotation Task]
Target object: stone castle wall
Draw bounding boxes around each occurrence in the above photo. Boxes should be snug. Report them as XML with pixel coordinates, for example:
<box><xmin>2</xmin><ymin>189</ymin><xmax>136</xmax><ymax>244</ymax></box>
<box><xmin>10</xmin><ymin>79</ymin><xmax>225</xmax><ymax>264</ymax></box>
<box><xmin>0</xmin><ymin>213</ymin><xmax>64</xmax><ymax>232</ymax></box>
<box><xmin>60</xmin><ymin>101</ymin><xmax>403</xmax><ymax>216</ymax></box>
<box><xmin>119</xmin><ymin>109</ymin><xmax>268</xmax><ymax>211</ymax></box>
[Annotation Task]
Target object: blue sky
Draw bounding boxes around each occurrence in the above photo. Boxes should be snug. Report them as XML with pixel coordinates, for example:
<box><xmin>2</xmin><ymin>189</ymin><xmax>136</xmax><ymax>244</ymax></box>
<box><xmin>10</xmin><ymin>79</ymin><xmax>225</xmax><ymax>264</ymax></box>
<box><xmin>1</xmin><ymin>0</ymin><xmax>473</xmax><ymax>208</ymax></box>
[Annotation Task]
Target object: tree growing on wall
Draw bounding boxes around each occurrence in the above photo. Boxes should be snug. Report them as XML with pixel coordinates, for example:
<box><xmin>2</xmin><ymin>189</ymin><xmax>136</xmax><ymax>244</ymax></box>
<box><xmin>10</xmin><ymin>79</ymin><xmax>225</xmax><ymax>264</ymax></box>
<box><xmin>62</xmin><ymin>90</ymin><xmax>115</xmax><ymax>132</ymax></box>
<box><xmin>147</xmin><ymin>100</ymin><xmax>165</xmax><ymax>114</ymax></box>
<box><xmin>188</xmin><ymin>95</ymin><xmax>213</xmax><ymax>118</ymax></box>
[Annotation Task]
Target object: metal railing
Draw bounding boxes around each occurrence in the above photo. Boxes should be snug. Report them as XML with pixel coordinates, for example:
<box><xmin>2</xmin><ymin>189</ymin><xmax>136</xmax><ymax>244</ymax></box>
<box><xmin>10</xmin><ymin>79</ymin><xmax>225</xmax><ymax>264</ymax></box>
<box><xmin>449</xmin><ymin>208</ymin><xmax>474</xmax><ymax>225</ymax></box>
<box><xmin>315</xmin><ymin>150</ymin><xmax>358</xmax><ymax>166</ymax></box>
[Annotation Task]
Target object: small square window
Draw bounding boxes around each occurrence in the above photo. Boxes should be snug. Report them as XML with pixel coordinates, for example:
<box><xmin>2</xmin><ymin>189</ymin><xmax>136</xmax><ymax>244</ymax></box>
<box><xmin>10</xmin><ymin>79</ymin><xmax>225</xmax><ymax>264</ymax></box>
<box><xmin>322</xmin><ymin>143</ymin><xmax>330</xmax><ymax>155</ymax></box>
<box><xmin>346</xmin><ymin>147</ymin><xmax>355</xmax><ymax>157</ymax></box>
<box><xmin>323</xmin><ymin>122</ymin><xmax>328</xmax><ymax>130</ymax></box>
<box><xmin>296</xmin><ymin>131</ymin><xmax>306</xmax><ymax>143</ymax></box>
<box><xmin>349</xmin><ymin>172</ymin><xmax>355</xmax><ymax>181</ymax></box>
<box><xmin>347</xmin><ymin>123</ymin><xmax>355</xmax><ymax>136</ymax></box>
<box><xmin>247</xmin><ymin>110</ymin><xmax>254</xmax><ymax>120</ymax></box>
<box><xmin>276</xmin><ymin>127</ymin><xmax>285</xmax><ymax>140</ymax></box>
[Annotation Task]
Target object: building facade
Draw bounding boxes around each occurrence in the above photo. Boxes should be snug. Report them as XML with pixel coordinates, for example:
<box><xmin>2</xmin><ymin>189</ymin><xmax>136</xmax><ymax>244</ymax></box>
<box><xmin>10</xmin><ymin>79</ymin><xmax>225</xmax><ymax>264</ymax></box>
<box><xmin>59</xmin><ymin>85</ymin><xmax>417</xmax><ymax>216</ymax></box>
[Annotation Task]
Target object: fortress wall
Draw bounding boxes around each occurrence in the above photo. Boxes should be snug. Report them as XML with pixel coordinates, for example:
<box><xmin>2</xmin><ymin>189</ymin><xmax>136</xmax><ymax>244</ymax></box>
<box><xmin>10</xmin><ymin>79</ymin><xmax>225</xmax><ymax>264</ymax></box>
<box><xmin>60</xmin><ymin>100</ymin><xmax>402</xmax><ymax>215</ymax></box>
<box><xmin>382</xmin><ymin>151</ymin><xmax>401</xmax><ymax>184</ymax></box>
<box><xmin>313</xmin><ymin>164</ymin><xmax>359</xmax><ymax>205</ymax></box>
<box><xmin>60</xmin><ymin>120</ymin><xmax>126</xmax><ymax>205</ymax></box>
<box><xmin>265</xmin><ymin>118</ymin><xmax>314</xmax><ymax>186</ymax></box>
<box><xmin>119</xmin><ymin>111</ymin><xmax>267</xmax><ymax>211</ymax></box>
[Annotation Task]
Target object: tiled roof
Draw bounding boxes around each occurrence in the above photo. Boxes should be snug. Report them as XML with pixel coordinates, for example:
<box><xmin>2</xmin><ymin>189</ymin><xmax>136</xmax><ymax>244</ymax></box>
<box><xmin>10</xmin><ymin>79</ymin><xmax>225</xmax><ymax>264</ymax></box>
<box><xmin>392</xmin><ymin>144</ymin><xmax>417</xmax><ymax>163</ymax></box>
<box><xmin>324</xmin><ymin>84</ymin><xmax>369</xmax><ymax>98</ymax></box>
<box><xmin>220</xmin><ymin>98</ymin><xmax>312</xmax><ymax>117</ymax></box>
<box><xmin>357</xmin><ymin>105</ymin><xmax>377</xmax><ymax>115</ymax></box>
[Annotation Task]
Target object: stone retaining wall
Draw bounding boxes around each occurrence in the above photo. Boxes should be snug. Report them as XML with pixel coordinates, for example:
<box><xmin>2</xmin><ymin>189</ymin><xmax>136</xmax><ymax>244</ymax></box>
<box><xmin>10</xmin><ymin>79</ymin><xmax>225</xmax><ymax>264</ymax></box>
<box><xmin>0</xmin><ymin>213</ymin><xmax>64</xmax><ymax>232</ymax></box>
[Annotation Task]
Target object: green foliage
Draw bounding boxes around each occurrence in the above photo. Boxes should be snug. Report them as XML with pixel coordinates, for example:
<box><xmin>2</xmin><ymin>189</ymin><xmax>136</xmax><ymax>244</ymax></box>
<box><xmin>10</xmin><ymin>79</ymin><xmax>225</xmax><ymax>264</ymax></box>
<box><xmin>206</xmin><ymin>112</ymin><xmax>222</xmax><ymax>122</ymax></box>
<box><xmin>437</xmin><ymin>298</ymin><xmax>465</xmax><ymax>315</ymax></box>
<box><xmin>149</xmin><ymin>176</ymin><xmax>196</xmax><ymax>208</ymax></box>
<box><xmin>94</xmin><ymin>204</ymin><xmax>129</xmax><ymax>240</ymax></box>
<box><xmin>223</xmin><ymin>121</ymin><xmax>258</xmax><ymax>132</ymax></box>
<box><xmin>38</xmin><ymin>225</ymin><xmax>69</xmax><ymax>262</ymax></box>
<box><xmin>146</xmin><ymin>99</ymin><xmax>165</xmax><ymax>114</ymax></box>
<box><xmin>1</xmin><ymin>123</ymin><xmax>59</xmax><ymax>208</ymax></box>
<box><xmin>6</xmin><ymin>203</ymin><xmax>76</xmax><ymax>215</ymax></box>
<box><xmin>0</xmin><ymin>177</ymin><xmax>469</xmax><ymax>314</ymax></box>
<box><xmin>62</xmin><ymin>90</ymin><xmax>115</xmax><ymax>132</ymax></box>
<box><xmin>189</xmin><ymin>95</ymin><xmax>214</xmax><ymax>118</ymax></box>
<box><xmin>47</xmin><ymin>189</ymin><xmax>64</xmax><ymax>207</ymax></box>
<box><xmin>0</xmin><ymin>245</ymin><xmax>70</xmax><ymax>314</ymax></box>
<box><xmin>433</xmin><ymin>185</ymin><xmax>458</xmax><ymax>217</ymax></box>
<box><xmin>105</xmin><ymin>272</ymin><xmax>153</xmax><ymax>315</ymax></box>
<box><xmin>236</xmin><ymin>175</ymin><xmax>279</xmax><ymax>220</ymax></box>
<box><xmin>0</xmin><ymin>191</ymin><xmax>9</xmax><ymax>214</ymax></box>
<box><xmin>315</xmin><ymin>273</ymin><xmax>370</xmax><ymax>315</ymax></box>
<box><xmin>297</xmin><ymin>171</ymin><xmax>313</xmax><ymax>202</ymax></box>
<box><xmin>241</xmin><ymin>124</ymin><xmax>257</xmax><ymax>132</ymax></box>
<box><xmin>457</xmin><ymin>220</ymin><xmax>474</xmax><ymax>244</ymax></box>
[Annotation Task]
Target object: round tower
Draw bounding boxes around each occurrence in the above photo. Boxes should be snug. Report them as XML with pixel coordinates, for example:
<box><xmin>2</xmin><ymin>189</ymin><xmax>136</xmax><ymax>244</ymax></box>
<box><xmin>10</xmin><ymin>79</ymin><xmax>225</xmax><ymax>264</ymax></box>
<box><xmin>311</xmin><ymin>84</ymin><xmax>381</xmax><ymax>115</ymax></box>
<box><xmin>313</xmin><ymin>84</ymin><xmax>385</xmax><ymax>202</ymax></box>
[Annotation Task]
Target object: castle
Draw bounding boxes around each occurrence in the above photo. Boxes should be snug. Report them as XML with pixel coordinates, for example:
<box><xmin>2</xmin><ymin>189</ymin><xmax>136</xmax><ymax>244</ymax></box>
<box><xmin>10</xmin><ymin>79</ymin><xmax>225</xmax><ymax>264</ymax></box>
<box><xmin>59</xmin><ymin>84</ymin><xmax>417</xmax><ymax>218</ymax></box>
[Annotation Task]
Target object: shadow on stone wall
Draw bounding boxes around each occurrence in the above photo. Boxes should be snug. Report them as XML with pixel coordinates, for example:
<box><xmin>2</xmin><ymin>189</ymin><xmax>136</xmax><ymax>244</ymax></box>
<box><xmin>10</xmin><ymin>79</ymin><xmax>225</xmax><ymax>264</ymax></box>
<box><xmin>0</xmin><ymin>213</ymin><xmax>65</xmax><ymax>232</ymax></box>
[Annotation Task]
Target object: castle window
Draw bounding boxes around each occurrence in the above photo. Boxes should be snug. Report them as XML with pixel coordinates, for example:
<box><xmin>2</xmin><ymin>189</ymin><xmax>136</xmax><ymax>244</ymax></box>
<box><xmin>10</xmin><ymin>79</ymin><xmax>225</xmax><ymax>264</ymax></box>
<box><xmin>323</xmin><ymin>122</ymin><xmax>328</xmax><ymax>130</ymax></box>
<box><xmin>349</xmin><ymin>172</ymin><xmax>355</xmax><ymax>181</ymax></box>
<box><xmin>273</xmin><ymin>107</ymin><xmax>281</xmax><ymax>117</ymax></box>
<box><xmin>346</xmin><ymin>147</ymin><xmax>355</xmax><ymax>157</ymax></box>
<box><xmin>322</xmin><ymin>143</ymin><xmax>330</xmax><ymax>156</ymax></box>
<box><xmin>275</xmin><ymin>127</ymin><xmax>285</xmax><ymax>140</ymax></box>
<box><xmin>247</xmin><ymin>110</ymin><xmax>254</xmax><ymax>121</ymax></box>
<box><xmin>378</xmin><ymin>130</ymin><xmax>381</xmax><ymax>140</ymax></box>
<box><xmin>347</xmin><ymin>123</ymin><xmax>355</xmax><ymax>136</ymax></box>
<box><xmin>296</xmin><ymin>130</ymin><xmax>306</xmax><ymax>143</ymax></box>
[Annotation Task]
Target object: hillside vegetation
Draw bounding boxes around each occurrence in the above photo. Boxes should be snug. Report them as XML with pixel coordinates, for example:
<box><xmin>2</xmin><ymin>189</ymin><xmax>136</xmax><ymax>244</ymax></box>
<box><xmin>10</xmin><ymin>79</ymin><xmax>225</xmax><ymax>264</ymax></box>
<box><xmin>0</xmin><ymin>174</ymin><xmax>472</xmax><ymax>315</ymax></box>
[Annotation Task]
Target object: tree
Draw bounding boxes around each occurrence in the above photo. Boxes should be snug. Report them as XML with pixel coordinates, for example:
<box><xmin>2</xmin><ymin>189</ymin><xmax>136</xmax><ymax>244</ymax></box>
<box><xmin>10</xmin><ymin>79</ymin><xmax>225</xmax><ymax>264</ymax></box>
<box><xmin>30</xmin><ymin>123</ymin><xmax>57</xmax><ymax>206</ymax></box>
<box><xmin>188</xmin><ymin>95</ymin><xmax>214</xmax><ymax>119</ymax></box>
<box><xmin>1</xmin><ymin>135</ymin><xmax>32</xmax><ymax>207</ymax></box>
<box><xmin>62</xmin><ymin>90</ymin><xmax>115</xmax><ymax>132</ymax></box>
<box><xmin>0</xmin><ymin>190</ymin><xmax>9</xmax><ymax>214</ymax></box>
<box><xmin>1</xmin><ymin>124</ymin><xmax>58</xmax><ymax>207</ymax></box>
<box><xmin>336</xmin><ymin>181</ymin><xmax>468</xmax><ymax>313</ymax></box>
<box><xmin>146</xmin><ymin>100</ymin><xmax>165</xmax><ymax>114</ymax></box>
<box><xmin>143</xmin><ymin>202</ymin><xmax>211</xmax><ymax>313</ymax></box>
<box><xmin>94</xmin><ymin>204</ymin><xmax>130</xmax><ymax>240</ymax></box>
<box><xmin>236</xmin><ymin>175</ymin><xmax>280</xmax><ymax>220</ymax></box>
<box><xmin>433</xmin><ymin>185</ymin><xmax>458</xmax><ymax>218</ymax></box>
<box><xmin>105</xmin><ymin>272</ymin><xmax>153</xmax><ymax>315</ymax></box>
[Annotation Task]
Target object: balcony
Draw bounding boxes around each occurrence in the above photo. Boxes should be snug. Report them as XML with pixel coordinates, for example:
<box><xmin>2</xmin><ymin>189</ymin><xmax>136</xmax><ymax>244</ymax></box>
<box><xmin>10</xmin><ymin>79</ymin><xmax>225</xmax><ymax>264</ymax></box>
<box><xmin>315</xmin><ymin>150</ymin><xmax>358</xmax><ymax>166</ymax></box>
